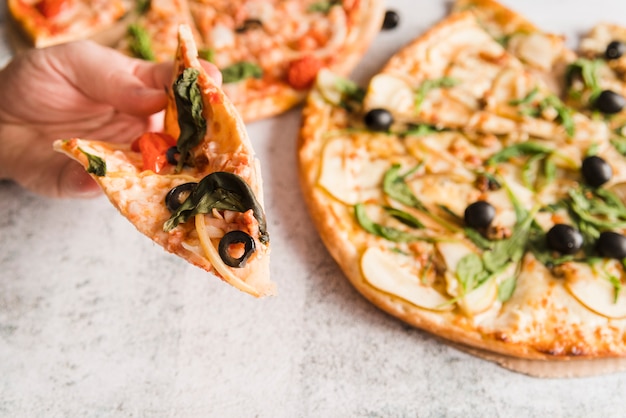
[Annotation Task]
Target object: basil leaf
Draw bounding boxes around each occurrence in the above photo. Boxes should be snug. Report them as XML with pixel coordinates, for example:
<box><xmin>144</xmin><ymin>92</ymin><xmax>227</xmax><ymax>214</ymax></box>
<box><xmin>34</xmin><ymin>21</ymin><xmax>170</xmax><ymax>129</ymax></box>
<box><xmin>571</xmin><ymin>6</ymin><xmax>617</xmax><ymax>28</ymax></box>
<box><xmin>79</xmin><ymin>148</ymin><xmax>106</xmax><ymax>177</ymax></box>
<box><xmin>221</xmin><ymin>61</ymin><xmax>263</xmax><ymax>84</ymax></box>
<box><xmin>173</xmin><ymin>68</ymin><xmax>207</xmax><ymax>171</ymax></box>
<box><xmin>127</xmin><ymin>24</ymin><xmax>156</xmax><ymax>61</ymax></box>
<box><xmin>163</xmin><ymin>172</ymin><xmax>268</xmax><ymax>245</ymax></box>
<box><xmin>415</xmin><ymin>77</ymin><xmax>460</xmax><ymax>111</ymax></box>
<box><xmin>497</xmin><ymin>276</ymin><xmax>517</xmax><ymax>302</ymax></box>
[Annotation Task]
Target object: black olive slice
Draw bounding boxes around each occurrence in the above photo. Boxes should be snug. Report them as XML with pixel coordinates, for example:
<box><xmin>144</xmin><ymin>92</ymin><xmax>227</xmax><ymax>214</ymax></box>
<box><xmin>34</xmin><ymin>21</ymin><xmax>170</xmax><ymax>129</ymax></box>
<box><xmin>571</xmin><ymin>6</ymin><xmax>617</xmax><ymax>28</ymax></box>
<box><xmin>218</xmin><ymin>230</ymin><xmax>256</xmax><ymax>268</ymax></box>
<box><xmin>597</xmin><ymin>231</ymin><xmax>626</xmax><ymax>259</ymax></box>
<box><xmin>235</xmin><ymin>19</ymin><xmax>263</xmax><ymax>33</ymax></box>
<box><xmin>364</xmin><ymin>108</ymin><xmax>394</xmax><ymax>132</ymax></box>
<box><xmin>464</xmin><ymin>201</ymin><xmax>496</xmax><ymax>229</ymax></box>
<box><xmin>581</xmin><ymin>155</ymin><xmax>612</xmax><ymax>188</ymax></box>
<box><xmin>546</xmin><ymin>224</ymin><xmax>583</xmax><ymax>255</ymax></box>
<box><xmin>382</xmin><ymin>10</ymin><xmax>400</xmax><ymax>30</ymax></box>
<box><xmin>593</xmin><ymin>90</ymin><xmax>626</xmax><ymax>114</ymax></box>
<box><xmin>166</xmin><ymin>146</ymin><xmax>180</xmax><ymax>165</ymax></box>
<box><xmin>165</xmin><ymin>182</ymin><xmax>197</xmax><ymax>213</ymax></box>
<box><xmin>605</xmin><ymin>40</ymin><xmax>626</xmax><ymax>60</ymax></box>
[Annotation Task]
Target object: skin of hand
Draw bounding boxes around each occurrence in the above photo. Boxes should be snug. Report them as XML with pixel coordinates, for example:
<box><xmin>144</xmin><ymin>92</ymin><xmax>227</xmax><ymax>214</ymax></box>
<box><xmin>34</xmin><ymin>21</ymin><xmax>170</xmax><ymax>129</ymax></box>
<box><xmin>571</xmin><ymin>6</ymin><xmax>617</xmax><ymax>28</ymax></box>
<box><xmin>0</xmin><ymin>40</ymin><xmax>222</xmax><ymax>198</ymax></box>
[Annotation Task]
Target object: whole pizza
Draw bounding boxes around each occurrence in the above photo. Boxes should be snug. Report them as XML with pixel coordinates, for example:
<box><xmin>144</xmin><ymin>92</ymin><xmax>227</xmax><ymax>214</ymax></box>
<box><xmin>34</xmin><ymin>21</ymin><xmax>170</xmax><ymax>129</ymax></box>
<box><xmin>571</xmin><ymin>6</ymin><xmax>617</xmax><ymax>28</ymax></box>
<box><xmin>298</xmin><ymin>0</ymin><xmax>626</xmax><ymax>360</ymax></box>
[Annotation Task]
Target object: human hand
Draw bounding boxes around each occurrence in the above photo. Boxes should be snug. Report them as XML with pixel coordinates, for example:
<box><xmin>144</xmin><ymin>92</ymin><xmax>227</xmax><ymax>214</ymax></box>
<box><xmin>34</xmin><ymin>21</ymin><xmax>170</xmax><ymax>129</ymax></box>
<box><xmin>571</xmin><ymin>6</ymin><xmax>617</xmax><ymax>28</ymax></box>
<box><xmin>0</xmin><ymin>40</ymin><xmax>222</xmax><ymax>198</ymax></box>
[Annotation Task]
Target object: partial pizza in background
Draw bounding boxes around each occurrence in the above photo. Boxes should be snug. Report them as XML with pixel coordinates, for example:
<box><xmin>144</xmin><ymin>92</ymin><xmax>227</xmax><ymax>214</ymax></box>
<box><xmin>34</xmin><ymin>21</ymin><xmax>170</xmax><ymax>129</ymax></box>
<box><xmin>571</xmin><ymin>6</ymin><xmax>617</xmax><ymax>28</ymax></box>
<box><xmin>7</xmin><ymin>0</ymin><xmax>387</xmax><ymax>122</ymax></box>
<box><xmin>298</xmin><ymin>0</ymin><xmax>626</xmax><ymax>361</ymax></box>
<box><xmin>122</xmin><ymin>0</ymin><xmax>386</xmax><ymax>121</ymax></box>
<box><xmin>54</xmin><ymin>24</ymin><xmax>274</xmax><ymax>298</ymax></box>
<box><xmin>7</xmin><ymin>0</ymin><xmax>132</xmax><ymax>48</ymax></box>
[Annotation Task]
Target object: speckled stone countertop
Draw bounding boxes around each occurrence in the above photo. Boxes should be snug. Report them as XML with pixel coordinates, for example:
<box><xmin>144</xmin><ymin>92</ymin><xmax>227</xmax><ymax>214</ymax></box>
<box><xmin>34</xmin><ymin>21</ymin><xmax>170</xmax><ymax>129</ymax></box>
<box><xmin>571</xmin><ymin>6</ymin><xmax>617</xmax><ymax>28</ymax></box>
<box><xmin>2</xmin><ymin>1</ymin><xmax>626</xmax><ymax>416</ymax></box>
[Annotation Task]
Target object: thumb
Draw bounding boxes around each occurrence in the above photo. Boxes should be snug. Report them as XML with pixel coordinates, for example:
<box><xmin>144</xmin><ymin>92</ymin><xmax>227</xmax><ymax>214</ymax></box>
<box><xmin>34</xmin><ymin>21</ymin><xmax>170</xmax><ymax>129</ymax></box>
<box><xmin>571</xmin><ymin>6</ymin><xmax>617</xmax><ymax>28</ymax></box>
<box><xmin>57</xmin><ymin>41</ymin><xmax>172</xmax><ymax>116</ymax></box>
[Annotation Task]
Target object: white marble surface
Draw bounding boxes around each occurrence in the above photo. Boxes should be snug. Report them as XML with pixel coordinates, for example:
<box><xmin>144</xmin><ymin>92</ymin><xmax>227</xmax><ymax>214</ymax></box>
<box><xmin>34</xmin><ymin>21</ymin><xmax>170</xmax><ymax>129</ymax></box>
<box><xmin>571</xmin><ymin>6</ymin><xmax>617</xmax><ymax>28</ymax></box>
<box><xmin>2</xmin><ymin>1</ymin><xmax>626</xmax><ymax>416</ymax></box>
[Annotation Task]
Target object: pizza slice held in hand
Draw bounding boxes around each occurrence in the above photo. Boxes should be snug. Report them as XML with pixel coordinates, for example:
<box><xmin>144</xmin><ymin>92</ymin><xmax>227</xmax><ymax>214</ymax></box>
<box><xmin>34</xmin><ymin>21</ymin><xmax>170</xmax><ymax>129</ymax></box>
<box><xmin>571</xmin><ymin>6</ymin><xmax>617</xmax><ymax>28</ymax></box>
<box><xmin>54</xmin><ymin>24</ymin><xmax>273</xmax><ymax>297</ymax></box>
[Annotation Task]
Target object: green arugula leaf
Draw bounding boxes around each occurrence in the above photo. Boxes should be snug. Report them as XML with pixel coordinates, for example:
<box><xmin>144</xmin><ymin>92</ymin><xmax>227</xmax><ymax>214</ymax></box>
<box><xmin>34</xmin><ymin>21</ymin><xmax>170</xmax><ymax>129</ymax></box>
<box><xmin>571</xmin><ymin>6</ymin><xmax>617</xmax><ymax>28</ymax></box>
<box><xmin>402</xmin><ymin>124</ymin><xmax>444</xmax><ymax>137</ymax></box>
<box><xmin>415</xmin><ymin>77</ymin><xmax>460</xmax><ymax>111</ymax></box>
<box><xmin>608</xmin><ymin>274</ymin><xmax>623</xmax><ymax>304</ymax></box>
<box><xmin>173</xmin><ymin>68</ymin><xmax>206</xmax><ymax>171</ymax></box>
<box><xmin>354</xmin><ymin>204</ymin><xmax>431</xmax><ymax>243</ymax></box>
<box><xmin>565</xmin><ymin>58</ymin><xmax>603</xmax><ymax>98</ymax></box>
<box><xmin>487</xmin><ymin>141</ymin><xmax>553</xmax><ymax>165</ymax></box>
<box><xmin>221</xmin><ymin>61</ymin><xmax>263</xmax><ymax>84</ymax></box>
<box><xmin>79</xmin><ymin>148</ymin><xmax>106</xmax><ymax>177</ymax></box>
<box><xmin>336</xmin><ymin>77</ymin><xmax>365</xmax><ymax>110</ymax></box>
<box><xmin>508</xmin><ymin>87</ymin><xmax>540</xmax><ymax>106</ymax></box>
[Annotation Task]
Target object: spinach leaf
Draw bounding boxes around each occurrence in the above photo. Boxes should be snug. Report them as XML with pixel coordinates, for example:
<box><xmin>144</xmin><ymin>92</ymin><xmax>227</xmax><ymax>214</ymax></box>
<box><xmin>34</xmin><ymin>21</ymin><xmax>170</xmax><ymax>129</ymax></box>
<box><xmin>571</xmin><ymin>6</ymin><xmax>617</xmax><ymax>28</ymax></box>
<box><xmin>497</xmin><ymin>276</ymin><xmax>517</xmax><ymax>302</ymax></box>
<box><xmin>79</xmin><ymin>148</ymin><xmax>106</xmax><ymax>177</ymax></box>
<box><xmin>384</xmin><ymin>206</ymin><xmax>425</xmax><ymax>229</ymax></box>
<box><xmin>456</xmin><ymin>253</ymin><xmax>487</xmax><ymax>292</ymax></box>
<box><xmin>127</xmin><ymin>24</ymin><xmax>156</xmax><ymax>61</ymax></box>
<box><xmin>221</xmin><ymin>61</ymin><xmax>263</xmax><ymax>84</ymax></box>
<box><xmin>163</xmin><ymin>172</ymin><xmax>268</xmax><ymax>244</ymax></box>
<box><xmin>173</xmin><ymin>68</ymin><xmax>206</xmax><ymax>171</ymax></box>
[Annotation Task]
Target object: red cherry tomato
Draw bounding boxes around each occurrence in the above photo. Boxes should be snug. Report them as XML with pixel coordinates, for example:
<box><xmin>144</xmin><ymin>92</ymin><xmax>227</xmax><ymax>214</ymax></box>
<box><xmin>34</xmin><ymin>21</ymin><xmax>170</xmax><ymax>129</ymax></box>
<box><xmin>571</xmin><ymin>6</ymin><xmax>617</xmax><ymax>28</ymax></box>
<box><xmin>131</xmin><ymin>132</ymin><xmax>177</xmax><ymax>173</ymax></box>
<box><xmin>286</xmin><ymin>55</ymin><xmax>324</xmax><ymax>90</ymax></box>
<box><xmin>35</xmin><ymin>0</ymin><xmax>72</xmax><ymax>19</ymax></box>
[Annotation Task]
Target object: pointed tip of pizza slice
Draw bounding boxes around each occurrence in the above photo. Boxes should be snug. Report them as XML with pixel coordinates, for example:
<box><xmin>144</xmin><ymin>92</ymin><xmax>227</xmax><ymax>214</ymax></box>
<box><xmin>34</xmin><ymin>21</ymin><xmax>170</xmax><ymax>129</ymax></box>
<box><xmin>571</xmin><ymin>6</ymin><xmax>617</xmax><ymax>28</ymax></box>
<box><xmin>53</xmin><ymin>24</ymin><xmax>274</xmax><ymax>298</ymax></box>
